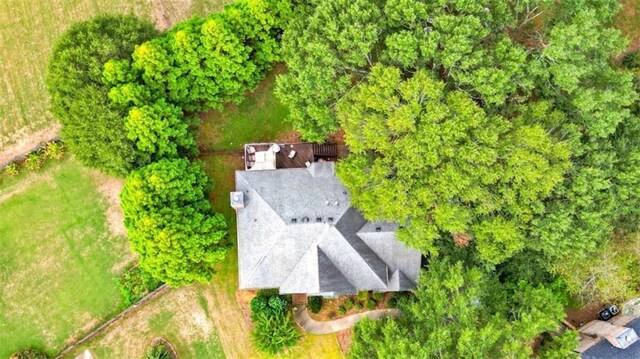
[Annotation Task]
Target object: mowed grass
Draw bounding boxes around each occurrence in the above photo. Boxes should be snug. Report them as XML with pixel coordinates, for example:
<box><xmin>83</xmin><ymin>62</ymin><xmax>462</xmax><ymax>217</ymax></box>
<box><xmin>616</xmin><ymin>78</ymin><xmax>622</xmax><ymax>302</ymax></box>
<box><xmin>197</xmin><ymin>65</ymin><xmax>293</xmax><ymax>151</ymax></box>
<box><xmin>0</xmin><ymin>0</ymin><xmax>226</xmax><ymax>149</ymax></box>
<box><xmin>0</xmin><ymin>157</ymin><xmax>131</xmax><ymax>358</ymax></box>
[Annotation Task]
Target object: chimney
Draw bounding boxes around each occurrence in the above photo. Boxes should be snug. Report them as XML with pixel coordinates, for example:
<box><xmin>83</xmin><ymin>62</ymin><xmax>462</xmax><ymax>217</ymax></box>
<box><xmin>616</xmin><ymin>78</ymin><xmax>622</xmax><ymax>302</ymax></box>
<box><xmin>230</xmin><ymin>191</ymin><xmax>244</xmax><ymax>210</ymax></box>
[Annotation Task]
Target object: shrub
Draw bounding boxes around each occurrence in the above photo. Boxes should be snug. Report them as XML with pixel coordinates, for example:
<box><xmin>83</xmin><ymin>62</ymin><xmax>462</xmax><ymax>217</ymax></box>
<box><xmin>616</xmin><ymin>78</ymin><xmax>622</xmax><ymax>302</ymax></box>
<box><xmin>11</xmin><ymin>348</ymin><xmax>48</xmax><ymax>359</ymax></box>
<box><xmin>4</xmin><ymin>163</ymin><xmax>19</xmax><ymax>176</ymax></box>
<box><xmin>23</xmin><ymin>152</ymin><xmax>43</xmax><ymax>171</ymax></box>
<box><xmin>43</xmin><ymin>142</ymin><xmax>65</xmax><ymax>160</ymax></box>
<box><xmin>372</xmin><ymin>292</ymin><xmax>385</xmax><ymax>302</ymax></box>
<box><xmin>252</xmin><ymin>312</ymin><xmax>300</xmax><ymax>354</ymax></box>
<box><xmin>116</xmin><ymin>265</ymin><xmax>163</xmax><ymax>307</ymax></box>
<box><xmin>623</xmin><ymin>51</ymin><xmax>640</xmax><ymax>70</ymax></box>
<box><xmin>145</xmin><ymin>344</ymin><xmax>172</xmax><ymax>359</ymax></box>
<box><xmin>387</xmin><ymin>298</ymin><xmax>398</xmax><ymax>308</ymax></box>
<box><xmin>337</xmin><ymin>305</ymin><xmax>346</xmax><ymax>316</ymax></box>
<box><xmin>308</xmin><ymin>296</ymin><xmax>323</xmax><ymax>313</ymax></box>
<box><xmin>357</xmin><ymin>291</ymin><xmax>369</xmax><ymax>302</ymax></box>
<box><xmin>366</xmin><ymin>300</ymin><xmax>376</xmax><ymax>310</ymax></box>
<box><xmin>251</xmin><ymin>293</ymin><xmax>290</xmax><ymax>319</ymax></box>
<box><xmin>343</xmin><ymin>298</ymin><xmax>354</xmax><ymax>310</ymax></box>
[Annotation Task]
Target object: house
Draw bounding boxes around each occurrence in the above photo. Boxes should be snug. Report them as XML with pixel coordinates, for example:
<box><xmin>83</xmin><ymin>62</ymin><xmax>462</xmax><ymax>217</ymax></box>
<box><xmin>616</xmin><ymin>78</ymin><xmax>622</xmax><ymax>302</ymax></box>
<box><xmin>231</xmin><ymin>145</ymin><xmax>421</xmax><ymax>296</ymax></box>
<box><xmin>577</xmin><ymin>300</ymin><xmax>640</xmax><ymax>358</ymax></box>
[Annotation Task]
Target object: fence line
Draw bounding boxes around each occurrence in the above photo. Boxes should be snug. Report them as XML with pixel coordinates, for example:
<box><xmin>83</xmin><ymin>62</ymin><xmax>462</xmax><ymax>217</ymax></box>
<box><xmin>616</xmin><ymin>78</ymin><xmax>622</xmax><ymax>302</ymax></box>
<box><xmin>54</xmin><ymin>284</ymin><xmax>169</xmax><ymax>359</ymax></box>
<box><xmin>0</xmin><ymin>136</ymin><xmax>61</xmax><ymax>170</ymax></box>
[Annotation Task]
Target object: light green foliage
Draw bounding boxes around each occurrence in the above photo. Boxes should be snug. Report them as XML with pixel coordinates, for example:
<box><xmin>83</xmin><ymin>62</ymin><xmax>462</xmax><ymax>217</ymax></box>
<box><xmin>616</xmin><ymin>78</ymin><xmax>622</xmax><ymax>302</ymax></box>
<box><xmin>251</xmin><ymin>312</ymin><xmax>300</xmax><ymax>354</ymax></box>
<box><xmin>107</xmin><ymin>0</ymin><xmax>291</xmax><ymax>112</ymax></box>
<box><xmin>337</xmin><ymin>65</ymin><xmax>569</xmax><ymax>263</ymax></box>
<box><xmin>23</xmin><ymin>152</ymin><xmax>43</xmax><ymax>171</ymax></box>
<box><xmin>46</xmin><ymin>15</ymin><xmax>158</xmax><ymax>176</ymax></box>
<box><xmin>43</xmin><ymin>142</ymin><xmax>65</xmax><ymax>160</ymax></box>
<box><xmin>277</xmin><ymin>0</ymin><xmax>531</xmax><ymax>140</ymax></box>
<box><xmin>145</xmin><ymin>344</ymin><xmax>172</xmax><ymax>359</ymax></box>
<box><xmin>4</xmin><ymin>162</ymin><xmax>19</xmax><ymax>176</ymax></box>
<box><xmin>125</xmin><ymin>99</ymin><xmax>196</xmax><ymax>162</ymax></box>
<box><xmin>349</xmin><ymin>260</ymin><xmax>569</xmax><ymax>359</ymax></box>
<box><xmin>120</xmin><ymin>158</ymin><xmax>228</xmax><ymax>287</ymax></box>
<box><xmin>538</xmin><ymin>331</ymin><xmax>580</xmax><ymax>359</ymax></box>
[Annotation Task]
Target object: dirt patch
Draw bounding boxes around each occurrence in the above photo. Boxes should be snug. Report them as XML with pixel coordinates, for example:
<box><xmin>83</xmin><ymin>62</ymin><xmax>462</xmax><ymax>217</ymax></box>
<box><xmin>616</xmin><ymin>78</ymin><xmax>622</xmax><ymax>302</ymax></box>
<box><xmin>89</xmin><ymin>170</ymin><xmax>126</xmax><ymax>237</ymax></box>
<box><xmin>275</xmin><ymin>131</ymin><xmax>302</xmax><ymax>143</ymax></box>
<box><xmin>235</xmin><ymin>290</ymin><xmax>257</xmax><ymax>328</ymax></box>
<box><xmin>336</xmin><ymin>328</ymin><xmax>353</xmax><ymax>354</ymax></box>
<box><xmin>0</xmin><ymin>123</ymin><xmax>60</xmax><ymax>166</ymax></box>
<box><xmin>150</xmin><ymin>0</ymin><xmax>172</xmax><ymax>30</ymax></box>
<box><xmin>565</xmin><ymin>302</ymin><xmax>606</xmax><ymax>328</ymax></box>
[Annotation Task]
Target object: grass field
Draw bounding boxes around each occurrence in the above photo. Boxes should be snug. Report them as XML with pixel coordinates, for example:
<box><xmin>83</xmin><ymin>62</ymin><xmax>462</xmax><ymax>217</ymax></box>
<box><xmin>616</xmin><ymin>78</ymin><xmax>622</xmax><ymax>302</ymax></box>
<box><xmin>0</xmin><ymin>0</ymin><xmax>226</xmax><ymax>150</ymax></box>
<box><xmin>0</xmin><ymin>157</ymin><xmax>131</xmax><ymax>358</ymax></box>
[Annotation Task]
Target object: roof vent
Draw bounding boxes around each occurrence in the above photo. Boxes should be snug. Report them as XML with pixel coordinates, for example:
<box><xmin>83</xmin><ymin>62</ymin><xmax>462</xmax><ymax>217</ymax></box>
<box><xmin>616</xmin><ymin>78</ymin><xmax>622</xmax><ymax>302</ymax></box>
<box><xmin>230</xmin><ymin>192</ymin><xmax>244</xmax><ymax>210</ymax></box>
<box><xmin>316</xmin><ymin>217</ymin><xmax>322</xmax><ymax>223</ymax></box>
<box><xmin>303</xmin><ymin>217</ymin><xmax>309</xmax><ymax>223</ymax></box>
<box><xmin>328</xmin><ymin>217</ymin><xmax>334</xmax><ymax>223</ymax></box>
<box><xmin>334</xmin><ymin>201</ymin><xmax>339</xmax><ymax>206</ymax></box>
<box><xmin>291</xmin><ymin>218</ymin><xmax>297</xmax><ymax>223</ymax></box>
<box><xmin>376</xmin><ymin>226</ymin><xmax>382</xmax><ymax>232</ymax></box>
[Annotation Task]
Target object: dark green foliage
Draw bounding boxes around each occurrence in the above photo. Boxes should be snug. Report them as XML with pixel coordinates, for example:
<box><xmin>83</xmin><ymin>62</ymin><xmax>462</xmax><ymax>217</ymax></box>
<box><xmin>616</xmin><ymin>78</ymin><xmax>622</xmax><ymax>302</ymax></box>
<box><xmin>337</xmin><ymin>306</ymin><xmax>346</xmax><ymax>316</ymax></box>
<box><xmin>307</xmin><ymin>296</ymin><xmax>323</xmax><ymax>313</ymax></box>
<box><xmin>349</xmin><ymin>259</ymin><xmax>570</xmax><ymax>359</ymax></box>
<box><xmin>12</xmin><ymin>348</ymin><xmax>48</xmax><ymax>359</ymax></box>
<box><xmin>538</xmin><ymin>331</ymin><xmax>580</xmax><ymax>359</ymax></box>
<box><xmin>371</xmin><ymin>292</ymin><xmax>385</xmax><ymax>302</ymax></box>
<box><xmin>120</xmin><ymin>158</ymin><xmax>228</xmax><ymax>287</ymax></box>
<box><xmin>46</xmin><ymin>15</ymin><xmax>158</xmax><ymax>176</ymax></box>
<box><xmin>145</xmin><ymin>344</ymin><xmax>173</xmax><ymax>359</ymax></box>
<box><xmin>365</xmin><ymin>300</ymin><xmax>376</xmax><ymax>310</ymax></box>
<box><xmin>343</xmin><ymin>298</ymin><xmax>354</xmax><ymax>310</ymax></box>
<box><xmin>250</xmin><ymin>292</ymin><xmax>290</xmax><ymax>318</ymax></box>
<box><xmin>116</xmin><ymin>265</ymin><xmax>163</xmax><ymax>307</ymax></box>
<box><xmin>623</xmin><ymin>51</ymin><xmax>640</xmax><ymax>70</ymax></box>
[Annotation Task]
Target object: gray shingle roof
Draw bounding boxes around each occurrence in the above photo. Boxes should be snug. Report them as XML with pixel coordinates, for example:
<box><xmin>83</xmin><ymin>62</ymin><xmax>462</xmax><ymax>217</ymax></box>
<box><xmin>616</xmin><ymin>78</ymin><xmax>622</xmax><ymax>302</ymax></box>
<box><xmin>582</xmin><ymin>318</ymin><xmax>640</xmax><ymax>359</ymax></box>
<box><xmin>234</xmin><ymin>162</ymin><xmax>421</xmax><ymax>295</ymax></box>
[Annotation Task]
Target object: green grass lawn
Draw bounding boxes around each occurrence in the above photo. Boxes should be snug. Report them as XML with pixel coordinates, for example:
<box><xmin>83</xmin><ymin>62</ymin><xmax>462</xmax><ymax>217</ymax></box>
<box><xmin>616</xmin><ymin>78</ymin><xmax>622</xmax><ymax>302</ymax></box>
<box><xmin>198</xmin><ymin>65</ymin><xmax>293</xmax><ymax>151</ymax></box>
<box><xmin>0</xmin><ymin>0</ymin><xmax>226</xmax><ymax>149</ymax></box>
<box><xmin>0</xmin><ymin>157</ymin><xmax>131</xmax><ymax>358</ymax></box>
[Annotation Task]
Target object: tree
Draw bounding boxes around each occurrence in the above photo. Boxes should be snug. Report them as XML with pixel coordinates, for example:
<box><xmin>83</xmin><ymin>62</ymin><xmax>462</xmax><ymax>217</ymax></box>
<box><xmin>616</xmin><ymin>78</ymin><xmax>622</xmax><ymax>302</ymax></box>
<box><xmin>336</xmin><ymin>65</ymin><xmax>569</xmax><ymax>264</ymax></box>
<box><xmin>277</xmin><ymin>0</ymin><xmax>534</xmax><ymax>141</ymax></box>
<box><xmin>349</xmin><ymin>259</ymin><xmax>572</xmax><ymax>359</ymax></box>
<box><xmin>46</xmin><ymin>15</ymin><xmax>158</xmax><ymax>176</ymax></box>
<box><xmin>120</xmin><ymin>158</ymin><xmax>228</xmax><ymax>286</ymax></box>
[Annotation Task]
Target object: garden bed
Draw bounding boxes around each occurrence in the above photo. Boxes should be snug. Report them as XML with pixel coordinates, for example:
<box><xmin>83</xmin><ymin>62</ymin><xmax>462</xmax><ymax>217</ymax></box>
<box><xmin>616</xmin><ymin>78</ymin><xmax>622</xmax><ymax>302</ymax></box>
<box><xmin>307</xmin><ymin>291</ymin><xmax>407</xmax><ymax>322</ymax></box>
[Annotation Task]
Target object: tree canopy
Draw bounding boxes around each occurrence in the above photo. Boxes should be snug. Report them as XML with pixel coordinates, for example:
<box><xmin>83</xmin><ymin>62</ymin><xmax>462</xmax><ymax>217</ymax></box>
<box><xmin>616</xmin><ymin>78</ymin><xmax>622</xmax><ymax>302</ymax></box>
<box><xmin>349</xmin><ymin>259</ymin><xmax>576</xmax><ymax>358</ymax></box>
<box><xmin>337</xmin><ymin>65</ymin><xmax>569</xmax><ymax>263</ymax></box>
<box><xmin>120</xmin><ymin>158</ymin><xmax>228</xmax><ymax>286</ymax></box>
<box><xmin>46</xmin><ymin>15</ymin><xmax>158</xmax><ymax>176</ymax></box>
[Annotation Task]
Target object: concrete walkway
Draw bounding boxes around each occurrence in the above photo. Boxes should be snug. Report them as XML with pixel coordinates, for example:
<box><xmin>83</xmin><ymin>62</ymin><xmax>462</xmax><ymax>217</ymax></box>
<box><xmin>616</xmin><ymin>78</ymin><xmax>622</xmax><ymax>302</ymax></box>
<box><xmin>293</xmin><ymin>306</ymin><xmax>399</xmax><ymax>334</ymax></box>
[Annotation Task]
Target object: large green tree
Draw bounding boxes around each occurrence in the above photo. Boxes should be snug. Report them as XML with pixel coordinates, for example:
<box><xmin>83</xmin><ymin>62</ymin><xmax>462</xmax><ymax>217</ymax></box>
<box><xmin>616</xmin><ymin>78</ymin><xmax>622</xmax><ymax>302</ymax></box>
<box><xmin>349</xmin><ymin>259</ymin><xmax>576</xmax><ymax>359</ymax></box>
<box><xmin>337</xmin><ymin>65</ymin><xmax>569</xmax><ymax>264</ymax></box>
<box><xmin>120</xmin><ymin>158</ymin><xmax>228</xmax><ymax>286</ymax></box>
<box><xmin>46</xmin><ymin>15</ymin><xmax>158</xmax><ymax>176</ymax></box>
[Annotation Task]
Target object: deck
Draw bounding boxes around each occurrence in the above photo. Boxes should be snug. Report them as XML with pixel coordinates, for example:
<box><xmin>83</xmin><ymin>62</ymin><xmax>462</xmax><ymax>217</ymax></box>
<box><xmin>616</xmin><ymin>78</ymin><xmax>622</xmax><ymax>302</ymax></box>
<box><xmin>244</xmin><ymin>143</ymin><xmax>347</xmax><ymax>170</ymax></box>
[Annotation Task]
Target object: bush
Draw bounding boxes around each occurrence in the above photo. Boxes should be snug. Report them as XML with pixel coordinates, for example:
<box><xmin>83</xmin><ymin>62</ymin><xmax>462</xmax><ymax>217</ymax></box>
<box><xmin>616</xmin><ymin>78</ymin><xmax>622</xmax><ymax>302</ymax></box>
<box><xmin>365</xmin><ymin>300</ymin><xmax>376</xmax><ymax>310</ymax></box>
<box><xmin>372</xmin><ymin>292</ymin><xmax>385</xmax><ymax>302</ymax></box>
<box><xmin>11</xmin><ymin>348</ymin><xmax>48</xmax><ymax>359</ymax></box>
<box><xmin>145</xmin><ymin>344</ymin><xmax>172</xmax><ymax>359</ymax></box>
<box><xmin>251</xmin><ymin>292</ymin><xmax>290</xmax><ymax>319</ymax></box>
<box><xmin>43</xmin><ymin>142</ymin><xmax>65</xmax><ymax>160</ymax></box>
<box><xmin>4</xmin><ymin>163</ymin><xmax>19</xmax><ymax>176</ymax></box>
<box><xmin>252</xmin><ymin>312</ymin><xmax>300</xmax><ymax>354</ymax></box>
<box><xmin>308</xmin><ymin>296</ymin><xmax>323</xmax><ymax>313</ymax></box>
<box><xmin>623</xmin><ymin>51</ymin><xmax>640</xmax><ymax>70</ymax></box>
<box><xmin>343</xmin><ymin>298</ymin><xmax>355</xmax><ymax>310</ymax></box>
<box><xmin>357</xmin><ymin>291</ymin><xmax>369</xmax><ymax>302</ymax></box>
<box><xmin>116</xmin><ymin>265</ymin><xmax>163</xmax><ymax>307</ymax></box>
<box><xmin>337</xmin><ymin>305</ymin><xmax>346</xmax><ymax>316</ymax></box>
<box><xmin>387</xmin><ymin>298</ymin><xmax>398</xmax><ymax>308</ymax></box>
<box><xmin>23</xmin><ymin>152</ymin><xmax>43</xmax><ymax>171</ymax></box>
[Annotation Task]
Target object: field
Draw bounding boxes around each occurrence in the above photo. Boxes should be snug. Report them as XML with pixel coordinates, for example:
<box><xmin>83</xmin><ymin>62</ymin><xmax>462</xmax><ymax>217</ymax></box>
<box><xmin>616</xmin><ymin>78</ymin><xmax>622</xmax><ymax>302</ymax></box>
<box><xmin>66</xmin><ymin>70</ymin><xmax>344</xmax><ymax>358</ymax></box>
<box><xmin>0</xmin><ymin>157</ymin><xmax>131</xmax><ymax>358</ymax></box>
<box><xmin>0</xmin><ymin>0</ymin><xmax>226</xmax><ymax>159</ymax></box>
